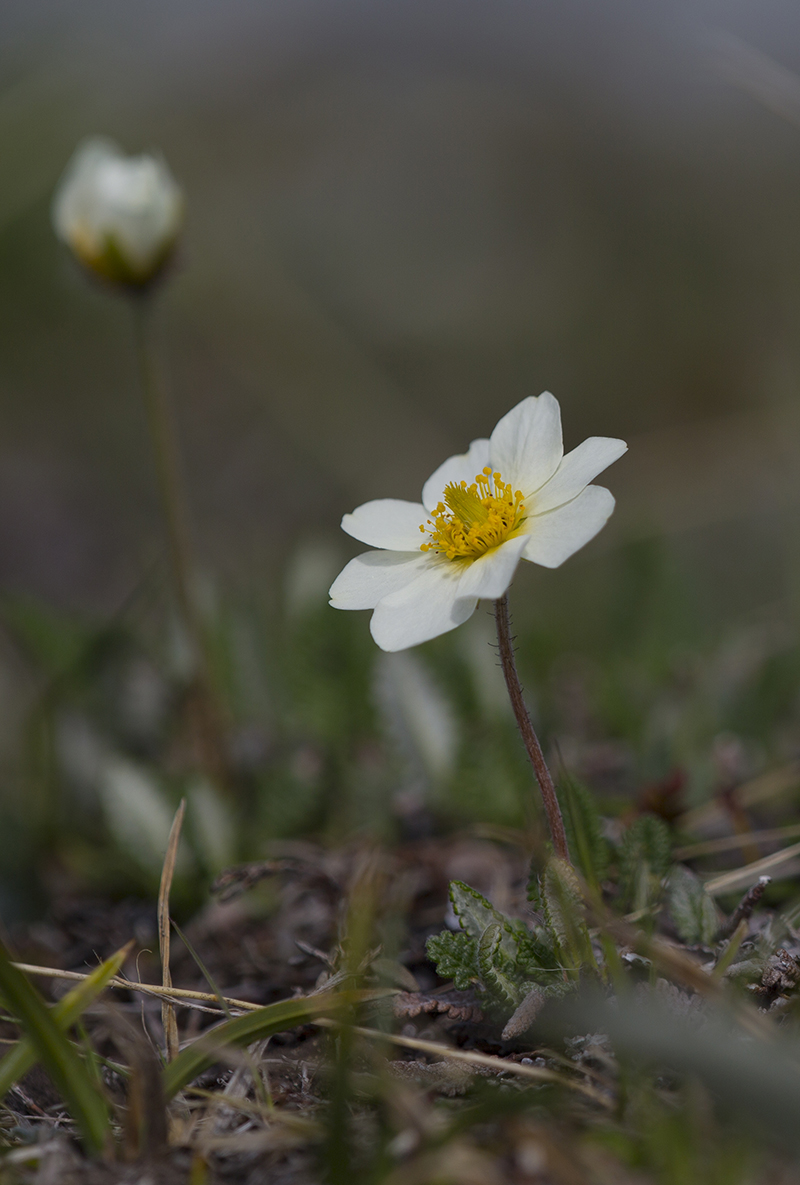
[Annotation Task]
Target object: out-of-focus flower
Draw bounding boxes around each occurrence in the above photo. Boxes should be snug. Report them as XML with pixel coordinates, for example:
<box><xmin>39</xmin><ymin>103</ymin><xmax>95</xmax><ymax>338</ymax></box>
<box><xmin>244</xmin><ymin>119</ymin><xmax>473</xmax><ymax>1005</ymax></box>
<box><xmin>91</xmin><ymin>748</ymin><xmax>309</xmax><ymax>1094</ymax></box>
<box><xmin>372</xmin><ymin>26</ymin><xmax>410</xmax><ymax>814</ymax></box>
<box><xmin>329</xmin><ymin>392</ymin><xmax>626</xmax><ymax>651</ymax></box>
<box><xmin>52</xmin><ymin>137</ymin><xmax>183</xmax><ymax>288</ymax></box>
<box><xmin>376</xmin><ymin>650</ymin><xmax>459</xmax><ymax>782</ymax></box>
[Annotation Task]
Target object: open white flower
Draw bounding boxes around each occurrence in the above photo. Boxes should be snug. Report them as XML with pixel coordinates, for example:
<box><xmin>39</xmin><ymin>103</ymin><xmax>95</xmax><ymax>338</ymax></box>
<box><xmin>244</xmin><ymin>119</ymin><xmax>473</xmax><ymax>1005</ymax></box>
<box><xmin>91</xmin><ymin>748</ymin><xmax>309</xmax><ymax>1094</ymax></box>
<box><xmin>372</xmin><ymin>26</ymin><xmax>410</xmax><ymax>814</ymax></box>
<box><xmin>53</xmin><ymin>137</ymin><xmax>183</xmax><ymax>288</ymax></box>
<box><xmin>329</xmin><ymin>392</ymin><xmax>626</xmax><ymax>651</ymax></box>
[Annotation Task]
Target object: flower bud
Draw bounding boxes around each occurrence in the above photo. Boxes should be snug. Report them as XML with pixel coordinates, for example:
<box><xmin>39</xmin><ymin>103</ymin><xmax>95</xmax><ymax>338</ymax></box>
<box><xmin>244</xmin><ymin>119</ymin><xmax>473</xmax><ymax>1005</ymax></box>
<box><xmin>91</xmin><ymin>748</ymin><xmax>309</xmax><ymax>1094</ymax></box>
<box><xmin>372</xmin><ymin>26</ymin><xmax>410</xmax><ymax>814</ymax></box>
<box><xmin>52</xmin><ymin>137</ymin><xmax>183</xmax><ymax>289</ymax></box>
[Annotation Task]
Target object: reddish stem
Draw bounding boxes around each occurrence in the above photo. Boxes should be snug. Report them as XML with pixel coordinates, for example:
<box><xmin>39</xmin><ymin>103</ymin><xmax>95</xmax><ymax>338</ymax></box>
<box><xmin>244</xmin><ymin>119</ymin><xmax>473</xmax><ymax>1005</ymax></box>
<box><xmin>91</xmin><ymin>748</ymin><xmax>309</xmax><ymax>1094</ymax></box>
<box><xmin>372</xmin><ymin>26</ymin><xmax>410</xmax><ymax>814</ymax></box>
<box><xmin>494</xmin><ymin>593</ymin><xmax>570</xmax><ymax>862</ymax></box>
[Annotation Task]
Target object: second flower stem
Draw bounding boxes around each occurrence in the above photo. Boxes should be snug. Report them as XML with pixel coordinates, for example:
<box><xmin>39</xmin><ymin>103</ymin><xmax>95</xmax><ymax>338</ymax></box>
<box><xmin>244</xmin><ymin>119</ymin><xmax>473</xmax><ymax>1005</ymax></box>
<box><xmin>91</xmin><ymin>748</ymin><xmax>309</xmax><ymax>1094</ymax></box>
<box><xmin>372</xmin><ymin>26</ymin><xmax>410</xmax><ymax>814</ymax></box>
<box><xmin>494</xmin><ymin>592</ymin><xmax>570</xmax><ymax>863</ymax></box>
<box><xmin>132</xmin><ymin>297</ymin><xmax>229</xmax><ymax>789</ymax></box>
<box><xmin>132</xmin><ymin>299</ymin><xmax>196</xmax><ymax>632</ymax></box>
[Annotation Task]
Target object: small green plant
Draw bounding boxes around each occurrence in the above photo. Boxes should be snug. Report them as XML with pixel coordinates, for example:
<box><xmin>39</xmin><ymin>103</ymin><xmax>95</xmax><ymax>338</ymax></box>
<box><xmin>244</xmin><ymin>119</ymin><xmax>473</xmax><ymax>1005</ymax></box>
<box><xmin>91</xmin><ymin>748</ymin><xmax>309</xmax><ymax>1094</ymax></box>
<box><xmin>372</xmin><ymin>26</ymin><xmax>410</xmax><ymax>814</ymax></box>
<box><xmin>667</xmin><ymin>864</ymin><xmax>721</xmax><ymax>946</ymax></box>
<box><xmin>426</xmin><ymin>875</ymin><xmax>589</xmax><ymax>1021</ymax></box>
<box><xmin>618</xmin><ymin>813</ymin><xmax>673</xmax><ymax>912</ymax></box>
<box><xmin>558</xmin><ymin>775</ymin><xmax>610</xmax><ymax>892</ymax></box>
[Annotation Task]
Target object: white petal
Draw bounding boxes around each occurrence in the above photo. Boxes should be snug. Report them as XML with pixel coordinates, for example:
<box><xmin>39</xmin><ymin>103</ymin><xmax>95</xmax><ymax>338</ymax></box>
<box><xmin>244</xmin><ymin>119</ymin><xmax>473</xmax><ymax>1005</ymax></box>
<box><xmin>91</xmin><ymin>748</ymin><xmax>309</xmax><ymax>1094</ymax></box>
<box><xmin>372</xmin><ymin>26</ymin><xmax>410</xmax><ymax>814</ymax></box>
<box><xmin>522</xmin><ymin>486</ymin><xmax>615</xmax><ymax>569</ymax></box>
<box><xmin>489</xmin><ymin>392</ymin><xmax>563</xmax><ymax>496</ymax></box>
<box><xmin>329</xmin><ymin>551</ymin><xmax>428</xmax><ymax>610</ymax></box>
<box><xmin>341</xmin><ymin>499</ymin><xmax>428</xmax><ymax>551</ymax></box>
<box><xmin>370</xmin><ymin>562</ymin><xmax>477</xmax><ymax>651</ymax></box>
<box><xmin>456</xmin><ymin>534</ymin><xmax>531</xmax><ymax>601</ymax></box>
<box><xmin>422</xmin><ymin>438</ymin><xmax>491</xmax><ymax>512</ymax></box>
<box><xmin>533</xmin><ymin>437</ymin><xmax>627</xmax><ymax>514</ymax></box>
<box><xmin>52</xmin><ymin>137</ymin><xmax>182</xmax><ymax>271</ymax></box>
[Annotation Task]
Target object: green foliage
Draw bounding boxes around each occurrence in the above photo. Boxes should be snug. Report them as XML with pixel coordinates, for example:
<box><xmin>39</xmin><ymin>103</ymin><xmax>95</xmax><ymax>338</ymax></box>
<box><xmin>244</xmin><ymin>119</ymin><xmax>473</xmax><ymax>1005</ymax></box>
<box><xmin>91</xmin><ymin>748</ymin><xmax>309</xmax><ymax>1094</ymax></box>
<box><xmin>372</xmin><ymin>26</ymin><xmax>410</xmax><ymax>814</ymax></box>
<box><xmin>558</xmin><ymin>776</ymin><xmax>609</xmax><ymax>891</ymax></box>
<box><xmin>425</xmin><ymin>930</ymin><xmax>479</xmax><ymax>992</ymax></box>
<box><xmin>0</xmin><ymin>938</ymin><xmax>111</xmax><ymax>1154</ymax></box>
<box><xmin>540</xmin><ymin>857</ymin><xmax>596</xmax><ymax>977</ymax></box>
<box><xmin>426</xmin><ymin>878</ymin><xmax>577</xmax><ymax>1018</ymax></box>
<box><xmin>0</xmin><ymin>941</ymin><xmax>130</xmax><ymax>1100</ymax></box>
<box><xmin>667</xmin><ymin>865</ymin><xmax>721</xmax><ymax>946</ymax></box>
<box><xmin>618</xmin><ymin>814</ymin><xmax>673</xmax><ymax>912</ymax></box>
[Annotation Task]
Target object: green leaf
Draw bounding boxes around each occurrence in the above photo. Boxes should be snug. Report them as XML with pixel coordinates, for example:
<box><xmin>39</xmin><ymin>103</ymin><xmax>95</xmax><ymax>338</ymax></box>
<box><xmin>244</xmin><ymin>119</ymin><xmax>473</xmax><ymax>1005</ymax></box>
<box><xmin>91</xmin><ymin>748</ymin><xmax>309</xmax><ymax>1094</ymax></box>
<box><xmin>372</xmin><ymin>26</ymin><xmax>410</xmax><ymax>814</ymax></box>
<box><xmin>428</xmin><ymin>880</ymin><xmax>579</xmax><ymax>1018</ymax></box>
<box><xmin>425</xmin><ymin>931</ymin><xmax>479</xmax><ymax>991</ymax></box>
<box><xmin>478</xmin><ymin>924</ymin><xmax>523</xmax><ymax>1007</ymax></box>
<box><xmin>618</xmin><ymin>814</ymin><xmax>672</xmax><ymax>911</ymax></box>
<box><xmin>512</xmin><ymin>927</ymin><xmax>562</xmax><ymax>983</ymax></box>
<box><xmin>449</xmin><ymin>881</ymin><xmax>520</xmax><ymax>963</ymax></box>
<box><xmin>558</xmin><ymin>777</ymin><xmax>609</xmax><ymax>892</ymax></box>
<box><xmin>0</xmin><ymin>942</ymin><xmax>132</xmax><ymax>1101</ymax></box>
<box><xmin>0</xmin><ymin>940</ymin><xmax>111</xmax><ymax>1154</ymax></box>
<box><xmin>540</xmin><ymin>858</ymin><xmax>595</xmax><ymax>978</ymax></box>
<box><xmin>163</xmin><ymin>990</ymin><xmax>369</xmax><ymax>1100</ymax></box>
<box><xmin>667</xmin><ymin>865</ymin><xmax>720</xmax><ymax>945</ymax></box>
<box><xmin>477</xmin><ymin>923</ymin><xmax>502</xmax><ymax>981</ymax></box>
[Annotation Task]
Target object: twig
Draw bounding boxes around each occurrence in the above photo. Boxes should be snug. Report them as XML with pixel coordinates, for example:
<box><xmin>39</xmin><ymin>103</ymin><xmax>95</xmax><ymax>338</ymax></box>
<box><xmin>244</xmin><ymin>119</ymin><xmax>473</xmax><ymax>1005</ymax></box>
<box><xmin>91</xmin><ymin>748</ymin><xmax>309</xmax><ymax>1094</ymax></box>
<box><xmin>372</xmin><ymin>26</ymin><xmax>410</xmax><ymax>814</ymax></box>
<box><xmin>11</xmin><ymin>963</ymin><xmax>262</xmax><ymax>1012</ymax></box>
<box><xmin>158</xmin><ymin>799</ymin><xmax>186</xmax><ymax>1061</ymax></box>
<box><xmin>493</xmin><ymin>593</ymin><xmax>569</xmax><ymax>862</ymax></box>
<box><xmin>716</xmin><ymin>876</ymin><xmax>772</xmax><ymax>941</ymax></box>
<box><xmin>10</xmin><ymin>963</ymin><xmax>393</xmax><ymax>1015</ymax></box>
<box><xmin>315</xmin><ymin>1019</ymin><xmax>612</xmax><ymax>1108</ymax></box>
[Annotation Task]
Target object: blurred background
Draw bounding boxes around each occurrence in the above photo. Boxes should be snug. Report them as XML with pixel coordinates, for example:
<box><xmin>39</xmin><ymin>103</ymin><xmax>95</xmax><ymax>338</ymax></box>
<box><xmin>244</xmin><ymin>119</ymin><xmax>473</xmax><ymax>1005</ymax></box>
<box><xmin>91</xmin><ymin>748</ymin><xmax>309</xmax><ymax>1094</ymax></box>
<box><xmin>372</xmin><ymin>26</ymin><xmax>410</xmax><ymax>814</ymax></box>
<box><xmin>3</xmin><ymin>0</ymin><xmax>800</xmax><ymax>916</ymax></box>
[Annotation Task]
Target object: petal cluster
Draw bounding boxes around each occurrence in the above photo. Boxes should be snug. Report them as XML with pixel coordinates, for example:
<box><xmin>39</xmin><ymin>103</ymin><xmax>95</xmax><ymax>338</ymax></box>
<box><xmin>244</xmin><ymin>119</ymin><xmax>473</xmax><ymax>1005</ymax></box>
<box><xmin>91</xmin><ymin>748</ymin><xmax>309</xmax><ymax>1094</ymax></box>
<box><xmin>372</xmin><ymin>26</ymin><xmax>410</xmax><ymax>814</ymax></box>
<box><xmin>330</xmin><ymin>392</ymin><xmax>626</xmax><ymax>651</ymax></box>
<box><xmin>52</xmin><ymin>138</ymin><xmax>183</xmax><ymax>288</ymax></box>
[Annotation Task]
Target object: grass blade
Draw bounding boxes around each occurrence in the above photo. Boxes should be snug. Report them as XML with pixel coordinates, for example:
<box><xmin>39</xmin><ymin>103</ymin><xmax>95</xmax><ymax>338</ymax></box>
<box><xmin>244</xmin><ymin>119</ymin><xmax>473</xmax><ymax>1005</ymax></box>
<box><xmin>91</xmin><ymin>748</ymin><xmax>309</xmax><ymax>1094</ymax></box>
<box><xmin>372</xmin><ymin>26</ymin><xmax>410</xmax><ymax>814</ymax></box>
<box><xmin>163</xmin><ymin>989</ymin><xmax>368</xmax><ymax>1099</ymax></box>
<box><xmin>0</xmin><ymin>938</ymin><xmax>111</xmax><ymax>1154</ymax></box>
<box><xmin>0</xmin><ymin>940</ymin><xmax>133</xmax><ymax>1101</ymax></box>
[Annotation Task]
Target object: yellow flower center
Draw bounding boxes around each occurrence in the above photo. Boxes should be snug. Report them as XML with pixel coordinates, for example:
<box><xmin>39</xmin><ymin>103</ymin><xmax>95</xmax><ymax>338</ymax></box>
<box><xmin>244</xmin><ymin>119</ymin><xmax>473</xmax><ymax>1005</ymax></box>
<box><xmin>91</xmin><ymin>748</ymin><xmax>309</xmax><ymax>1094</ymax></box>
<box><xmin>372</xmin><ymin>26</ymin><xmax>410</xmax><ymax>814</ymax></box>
<box><xmin>420</xmin><ymin>467</ymin><xmax>526</xmax><ymax>561</ymax></box>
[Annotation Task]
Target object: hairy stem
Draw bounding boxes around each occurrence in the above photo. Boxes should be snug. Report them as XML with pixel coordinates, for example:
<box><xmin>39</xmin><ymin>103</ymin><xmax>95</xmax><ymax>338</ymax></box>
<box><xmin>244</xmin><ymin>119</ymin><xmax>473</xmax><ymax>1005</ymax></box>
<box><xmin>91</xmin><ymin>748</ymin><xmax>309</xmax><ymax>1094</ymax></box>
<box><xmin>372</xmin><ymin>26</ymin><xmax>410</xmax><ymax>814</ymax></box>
<box><xmin>494</xmin><ymin>592</ymin><xmax>570</xmax><ymax>862</ymax></box>
<box><xmin>131</xmin><ymin>297</ymin><xmax>229</xmax><ymax>787</ymax></box>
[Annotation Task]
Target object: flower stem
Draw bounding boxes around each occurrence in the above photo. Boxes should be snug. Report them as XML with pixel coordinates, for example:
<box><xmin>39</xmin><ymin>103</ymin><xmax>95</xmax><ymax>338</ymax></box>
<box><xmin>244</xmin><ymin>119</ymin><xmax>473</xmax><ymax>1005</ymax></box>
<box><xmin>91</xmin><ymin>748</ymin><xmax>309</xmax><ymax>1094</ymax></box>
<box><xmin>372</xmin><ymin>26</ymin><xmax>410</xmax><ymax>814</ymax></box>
<box><xmin>493</xmin><ymin>592</ymin><xmax>570</xmax><ymax>863</ymax></box>
<box><xmin>131</xmin><ymin>296</ymin><xmax>229</xmax><ymax>788</ymax></box>
<box><xmin>132</xmin><ymin>299</ymin><xmax>196</xmax><ymax>627</ymax></box>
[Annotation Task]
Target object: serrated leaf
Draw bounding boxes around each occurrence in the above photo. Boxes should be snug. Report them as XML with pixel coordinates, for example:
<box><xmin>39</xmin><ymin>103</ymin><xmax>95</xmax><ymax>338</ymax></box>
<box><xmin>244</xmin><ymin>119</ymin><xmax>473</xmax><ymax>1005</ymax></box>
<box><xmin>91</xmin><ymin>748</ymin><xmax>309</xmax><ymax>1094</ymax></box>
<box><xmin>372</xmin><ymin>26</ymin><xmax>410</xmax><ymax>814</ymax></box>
<box><xmin>526</xmin><ymin>861</ymin><xmax>542</xmax><ymax>907</ymax></box>
<box><xmin>513</xmin><ymin>930</ymin><xmax>561</xmax><ymax>979</ymax></box>
<box><xmin>425</xmin><ymin>931</ymin><xmax>479</xmax><ymax>991</ymax></box>
<box><xmin>619</xmin><ymin>814</ymin><xmax>673</xmax><ymax>910</ymax></box>
<box><xmin>541</xmin><ymin>858</ymin><xmax>595</xmax><ymax>978</ymax></box>
<box><xmin>477</xmin><ymin>923</ymin><xmax>502</xmax><ymax>980</ymax></box>
<box><xmin>667</xmin><ymin>865</ymin><xmax>720</xmax><ymax>945</ymax></box>
<box><xmin>558</xmin><ymin>777</ymin><xmax>609</xmax><ymax>891</ymax></box>
<box><xmin>477</xmin><ymin>924</ymin><xmax>522</xmax><ymax>1006</ymax></box>
<box><xmin>449</xmin><ymin>881</ymin><xmax>519</xmax><ymax>963</ymax></box>
<box><xmin>430</xmin><ymin>879</ymin><xmax>587</xmax><ymax>1019</ymax></box>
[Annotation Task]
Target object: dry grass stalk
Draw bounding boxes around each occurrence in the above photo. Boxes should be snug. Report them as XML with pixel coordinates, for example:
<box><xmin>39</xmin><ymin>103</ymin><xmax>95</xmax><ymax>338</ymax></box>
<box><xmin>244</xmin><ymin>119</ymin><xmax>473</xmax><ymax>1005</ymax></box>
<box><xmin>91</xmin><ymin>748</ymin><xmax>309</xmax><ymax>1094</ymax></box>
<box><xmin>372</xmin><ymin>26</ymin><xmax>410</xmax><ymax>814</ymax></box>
<box><xmin>158</xmin><ymin>798</ymin><xmax>186</xmax><ymax>1061</ymax></box>
<box><xmin>315</xmin><ymin>1019</ymin><xmax>613</xmax><ymax>1107</ymax></box>
<box><xmin>11</xmin><ymin>962</ymin><xmax>263</xmax><ymax>1011</ymax></box>
<box><xmin>676</xmin><ymin>823</ymin><xmax>800</xmax><ymax>859</ymax></box>
<box><xmin>704</xmin><ymin>841</ymin><xmax>800</xmax><ymax>896</ymax></box>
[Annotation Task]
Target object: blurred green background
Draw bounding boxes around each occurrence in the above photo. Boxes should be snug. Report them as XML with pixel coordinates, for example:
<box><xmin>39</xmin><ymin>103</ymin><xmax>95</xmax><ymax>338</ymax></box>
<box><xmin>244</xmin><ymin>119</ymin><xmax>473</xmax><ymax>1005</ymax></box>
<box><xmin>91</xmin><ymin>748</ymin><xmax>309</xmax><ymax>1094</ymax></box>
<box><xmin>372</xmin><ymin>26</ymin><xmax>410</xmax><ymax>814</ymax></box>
<box><xmin>2</xmin><ymin>0</ymin><xmax>800</xmax><ymax>917</ymax></box>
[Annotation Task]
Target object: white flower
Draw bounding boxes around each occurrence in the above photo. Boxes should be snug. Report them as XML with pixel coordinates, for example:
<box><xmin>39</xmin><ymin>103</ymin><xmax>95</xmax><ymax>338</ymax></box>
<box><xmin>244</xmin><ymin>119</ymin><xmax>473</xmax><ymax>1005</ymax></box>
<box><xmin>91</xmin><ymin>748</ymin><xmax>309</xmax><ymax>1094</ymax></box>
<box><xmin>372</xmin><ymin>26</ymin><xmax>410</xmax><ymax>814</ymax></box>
<box><xmin>329</xmin><ymin>392</ymin><xmax>627</xmax><ymax>651</ymax></box>
<box><xmin>52</xmin><ymin>137</ymin><xmax>183</xmax><ymax>288</ymax></box>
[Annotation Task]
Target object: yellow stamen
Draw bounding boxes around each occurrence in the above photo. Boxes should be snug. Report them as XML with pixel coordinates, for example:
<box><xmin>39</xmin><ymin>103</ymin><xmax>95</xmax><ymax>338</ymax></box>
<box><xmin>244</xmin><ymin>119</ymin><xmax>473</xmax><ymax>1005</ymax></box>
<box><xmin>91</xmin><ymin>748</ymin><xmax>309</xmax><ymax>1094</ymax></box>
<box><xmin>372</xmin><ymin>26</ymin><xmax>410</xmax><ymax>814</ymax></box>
<box><xmin>420</xmin><ymin>468</ymin><xmax>526</xmax><ymax>561</ymax></box>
